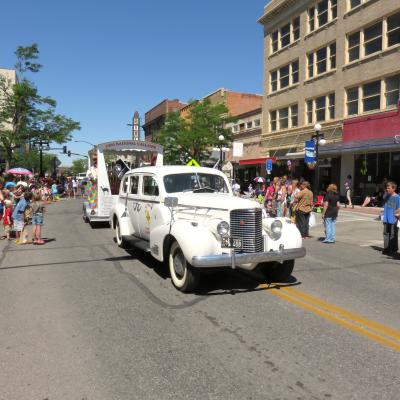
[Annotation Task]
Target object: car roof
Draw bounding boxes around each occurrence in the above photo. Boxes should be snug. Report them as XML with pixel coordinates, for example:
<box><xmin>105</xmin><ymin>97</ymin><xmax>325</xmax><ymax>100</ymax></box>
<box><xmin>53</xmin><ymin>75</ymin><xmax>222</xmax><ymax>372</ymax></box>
<box><xmin>125</xmin><ymin>166</ymin><xmax>227</xmax><ymax>178</ymax></box>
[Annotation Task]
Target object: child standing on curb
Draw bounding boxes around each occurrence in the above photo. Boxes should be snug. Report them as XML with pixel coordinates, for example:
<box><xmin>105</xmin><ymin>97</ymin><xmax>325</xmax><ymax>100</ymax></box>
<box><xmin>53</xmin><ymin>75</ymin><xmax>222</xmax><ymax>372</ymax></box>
<box><xmin>31</xmin><ymin>193</ymin><xmax>45</xmax><ymax>245</ymax></box>
<box><xmin>12</xmin><ymin>191</ymin><xmax>32</xmax><ymax>244</ymax></box>
<box><xmin>2</xmin><ymin>200</ymin><xmax>13</xmax><ymax>240</ymax></box>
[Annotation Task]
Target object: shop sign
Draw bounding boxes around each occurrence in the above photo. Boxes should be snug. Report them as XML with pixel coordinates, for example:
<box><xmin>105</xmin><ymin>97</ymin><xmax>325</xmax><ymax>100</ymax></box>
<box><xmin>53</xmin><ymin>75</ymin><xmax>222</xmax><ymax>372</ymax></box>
<box><xmin>233</xmin><ymin>142</ymin><xmax>243</xmax><ymax>157</ymax></box>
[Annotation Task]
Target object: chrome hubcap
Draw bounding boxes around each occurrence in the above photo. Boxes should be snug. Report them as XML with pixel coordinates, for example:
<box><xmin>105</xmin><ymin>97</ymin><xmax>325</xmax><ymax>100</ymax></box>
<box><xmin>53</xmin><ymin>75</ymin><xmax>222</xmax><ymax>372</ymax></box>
<box><xmin>173</xmin><ymin>250</ymin><xmax>185</xmax><ymax>278</ymax></box>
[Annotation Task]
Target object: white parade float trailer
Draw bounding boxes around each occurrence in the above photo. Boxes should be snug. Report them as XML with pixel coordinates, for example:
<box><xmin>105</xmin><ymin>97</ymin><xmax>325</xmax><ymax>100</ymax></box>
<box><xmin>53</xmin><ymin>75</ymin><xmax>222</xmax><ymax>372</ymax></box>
<box><xmin>82</xmin><ymin>140</ymin><xmax>163</xmax><ymax>226</ymax></box>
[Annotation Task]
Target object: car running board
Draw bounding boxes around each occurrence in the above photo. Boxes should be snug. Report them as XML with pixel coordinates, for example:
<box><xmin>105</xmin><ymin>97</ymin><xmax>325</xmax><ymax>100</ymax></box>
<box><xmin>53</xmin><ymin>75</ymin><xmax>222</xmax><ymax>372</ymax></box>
<box><xmin>128</xmin><ymin>236</ymin><xmax>151</xmax><ymax>253</ymax></box>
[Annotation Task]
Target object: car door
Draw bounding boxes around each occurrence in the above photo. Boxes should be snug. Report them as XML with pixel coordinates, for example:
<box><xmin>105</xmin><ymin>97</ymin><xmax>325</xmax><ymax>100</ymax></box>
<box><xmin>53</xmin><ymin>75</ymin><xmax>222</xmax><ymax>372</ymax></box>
<box><xmin>139</xmin><ymin>174</ymin><xmax>160</xmax><ymax>240</ymax></box>
<box><xmin>127</xmin><ymin>174</ymin><xmax>141</xmax><ymax>235</ymax></box>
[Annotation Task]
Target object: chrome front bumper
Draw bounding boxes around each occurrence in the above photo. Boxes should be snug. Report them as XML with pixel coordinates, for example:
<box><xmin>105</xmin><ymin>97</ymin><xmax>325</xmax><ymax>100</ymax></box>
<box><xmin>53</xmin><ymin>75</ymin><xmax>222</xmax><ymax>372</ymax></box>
<box><xmin>191</xmin><ymin>246</ymin><xmax>306</xmax><ymax>270</ymax></box>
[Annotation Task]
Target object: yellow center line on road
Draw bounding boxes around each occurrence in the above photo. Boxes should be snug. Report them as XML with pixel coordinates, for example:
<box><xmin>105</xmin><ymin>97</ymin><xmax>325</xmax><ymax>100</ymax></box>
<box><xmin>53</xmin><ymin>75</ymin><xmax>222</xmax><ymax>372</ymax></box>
<box><xmin>259</xmin><ymin>284</ymin><xmax>400</xmax><ymax>352</ymax></box>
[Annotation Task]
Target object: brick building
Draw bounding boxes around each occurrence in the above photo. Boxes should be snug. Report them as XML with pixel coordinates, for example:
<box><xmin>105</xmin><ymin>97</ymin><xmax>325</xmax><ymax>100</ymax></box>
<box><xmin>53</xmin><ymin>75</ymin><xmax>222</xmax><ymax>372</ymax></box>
<box><xmin>258</xmin><ymin>0</ymin><xmax>400</xmax><ymax>197</ymax></box>
<box><xmin>143</xmin><ymin>99</ymin><xmax>186</xmax><ymax>142</ymax></box>
<box><xmin>180</xmin><ymin>88</ymin><xmax>262</xmax><ymax>119</ymax></box>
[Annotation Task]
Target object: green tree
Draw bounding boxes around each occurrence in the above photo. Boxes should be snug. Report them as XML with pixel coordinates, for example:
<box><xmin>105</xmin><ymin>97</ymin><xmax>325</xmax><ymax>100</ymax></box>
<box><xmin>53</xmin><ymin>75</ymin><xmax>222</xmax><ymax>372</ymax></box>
<box><xmin>70</xmin><ymin>158</ymin><xmax>88</xmax><ymax>176</ymax></box>
<box><xmin>153</xmin><ymin>99</ymin><xmax>235</xmax><ymax>165</ymax></box>
<box><xmin>0</xmin><ymin>44</ymin><xmax>80</xmax><ymax>169</ymax></box>
<box><xmin>13</xmin><ymin>150</ymin><xmax>56</xmax><ymax>174</ymax></box>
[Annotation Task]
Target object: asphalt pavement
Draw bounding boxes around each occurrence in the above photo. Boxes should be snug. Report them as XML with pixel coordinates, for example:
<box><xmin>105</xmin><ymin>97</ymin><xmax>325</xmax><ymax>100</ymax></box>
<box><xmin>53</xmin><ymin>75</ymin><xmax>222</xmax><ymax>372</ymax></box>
<box><xmin>0</xmin><ymin>200</ymin><xmax>398</xmax><ymax>400</ymax></box>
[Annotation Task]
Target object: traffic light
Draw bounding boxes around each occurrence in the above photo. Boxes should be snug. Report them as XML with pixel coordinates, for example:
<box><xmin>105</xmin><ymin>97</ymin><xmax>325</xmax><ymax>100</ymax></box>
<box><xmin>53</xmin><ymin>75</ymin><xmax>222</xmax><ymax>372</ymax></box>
<box><xmin>63</xmin><ymin>145</ymin><xmax>67</xmax><ymax>154</ymax></box>
<box><xmin>67</xmin><ymin>150</ymin><xmax>71</xmax><ymax>157</ymax></box>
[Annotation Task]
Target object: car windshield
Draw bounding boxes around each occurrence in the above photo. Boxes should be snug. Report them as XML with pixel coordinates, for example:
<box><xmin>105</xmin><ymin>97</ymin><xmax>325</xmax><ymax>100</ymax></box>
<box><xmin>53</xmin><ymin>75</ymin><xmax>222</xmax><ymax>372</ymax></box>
<box><xmin>163</xmin><ymin>173</ymin><xmax>229</xmax><ymax>194</ymax></box>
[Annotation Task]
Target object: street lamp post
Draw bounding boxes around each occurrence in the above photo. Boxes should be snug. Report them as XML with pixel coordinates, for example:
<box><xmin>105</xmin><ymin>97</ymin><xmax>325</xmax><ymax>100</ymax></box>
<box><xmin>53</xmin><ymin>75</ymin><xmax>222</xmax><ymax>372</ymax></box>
<box><xmin>32</xmin><ymin>139</ymin><xmax>50</xmax><ymax>177</ymax></box>
<box><xmin>74</xmin><ymin>140</ymin><xmax>96</xmax><ymax>147</ymax></box>
<box><xmin>311</xmin><ymin>123</ymin><xmax>326</xmax><ymax>192</ymax></box>
<box><xmin>218</xmin><ymin>134</ymin><xmax>224</xmax><ymax>170</ymax></box>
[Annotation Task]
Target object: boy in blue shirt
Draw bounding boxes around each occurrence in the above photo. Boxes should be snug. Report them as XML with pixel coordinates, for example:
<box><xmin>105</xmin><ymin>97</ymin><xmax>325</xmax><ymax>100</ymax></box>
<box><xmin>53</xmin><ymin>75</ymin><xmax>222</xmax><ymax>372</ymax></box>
<box><xmin>12</xmin><ymin>192</ymin><xmax>32</xmax><ymax>244</ymax></box>
<box><xmin>382</xmin><ymin>181</ymin><xmax>400</xmax><ymax>255</ymax></box>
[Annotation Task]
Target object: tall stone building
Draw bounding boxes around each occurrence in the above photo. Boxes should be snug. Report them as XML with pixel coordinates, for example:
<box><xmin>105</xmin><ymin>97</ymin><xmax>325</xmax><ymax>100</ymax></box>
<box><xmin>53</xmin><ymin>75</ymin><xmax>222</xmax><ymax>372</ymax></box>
<box><xmin>259</xmin><ymin>0</ymin><xmax>400</xmax><ymax>196</ymax></box>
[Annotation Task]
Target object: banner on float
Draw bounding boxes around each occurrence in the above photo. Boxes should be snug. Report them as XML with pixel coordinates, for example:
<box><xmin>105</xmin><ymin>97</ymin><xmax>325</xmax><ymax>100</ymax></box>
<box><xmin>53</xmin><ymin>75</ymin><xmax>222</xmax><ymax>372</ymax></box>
<box><xmin>304</xmin><ymin>140</ymin><xmax>316</xmax><ymax>164</ymax></box>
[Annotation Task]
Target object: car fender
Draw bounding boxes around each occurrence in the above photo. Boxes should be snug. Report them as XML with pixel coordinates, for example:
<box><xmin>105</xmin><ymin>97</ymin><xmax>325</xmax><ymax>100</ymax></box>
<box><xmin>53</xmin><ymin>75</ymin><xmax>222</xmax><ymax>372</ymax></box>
<box><xmin>264</xmin><ymin>220</ymin><xmax>302</xmax><ymax>252</ymax></box>
<box><xmin>151</xmin><ymin>219</ymin><xmax>219</xmax><ymax>263</ymax></box>
<box><xmin>111</xmin><ymin>203</ymin><xmax>135</xmax><ymax>236</ymax></box>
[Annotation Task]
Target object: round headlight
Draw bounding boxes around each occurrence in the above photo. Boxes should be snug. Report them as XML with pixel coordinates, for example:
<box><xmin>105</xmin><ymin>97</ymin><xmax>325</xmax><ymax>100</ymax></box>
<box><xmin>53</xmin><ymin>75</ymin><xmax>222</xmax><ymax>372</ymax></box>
<box><xmin>217</xmin><ymin>221</ymin><xmax>230</xmax><ymax>237</ymax></box>
<box><xmin>270</xmin><ymin>220</ymin><xmax>283</xmax><ymax>240</ymax></box>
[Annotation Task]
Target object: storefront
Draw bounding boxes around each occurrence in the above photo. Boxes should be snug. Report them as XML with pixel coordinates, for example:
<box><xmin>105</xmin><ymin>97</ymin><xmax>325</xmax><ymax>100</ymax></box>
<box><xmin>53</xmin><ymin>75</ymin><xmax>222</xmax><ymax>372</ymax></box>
<box><xmin>320</xmin><ymin>102</ymin><xmax>400</xmax><ymax>201</ymax></box>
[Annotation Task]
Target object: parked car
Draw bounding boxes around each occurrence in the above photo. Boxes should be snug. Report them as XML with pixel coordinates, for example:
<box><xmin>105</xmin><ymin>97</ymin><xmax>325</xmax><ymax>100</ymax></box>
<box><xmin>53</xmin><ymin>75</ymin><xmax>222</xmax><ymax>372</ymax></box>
<box><xmin>110</xmin><ymin>166</ymin><xmax>305</xmax><ymax>292</ymax></box>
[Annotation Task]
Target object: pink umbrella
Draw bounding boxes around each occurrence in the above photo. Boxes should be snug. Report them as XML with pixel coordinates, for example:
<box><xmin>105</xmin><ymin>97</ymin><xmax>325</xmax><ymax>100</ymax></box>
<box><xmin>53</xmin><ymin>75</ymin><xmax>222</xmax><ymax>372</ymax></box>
<box><xmin>253</xmin><ymin>177</ymin><xmax>266</xmax><ymax>183</ymax></box>
<box><xmin>6</xmin><ymin>167</ymin><xmax>33</xmax><ymax>176</ymax></box>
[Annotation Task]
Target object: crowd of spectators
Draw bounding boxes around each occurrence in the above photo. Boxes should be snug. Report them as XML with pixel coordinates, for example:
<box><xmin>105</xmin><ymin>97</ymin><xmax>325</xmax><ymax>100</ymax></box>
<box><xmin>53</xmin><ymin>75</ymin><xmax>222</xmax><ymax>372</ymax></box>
<box><xmin>0</xmin><ymin>174</ymin><xmax>84</xmax><ymax>245</ymax></box>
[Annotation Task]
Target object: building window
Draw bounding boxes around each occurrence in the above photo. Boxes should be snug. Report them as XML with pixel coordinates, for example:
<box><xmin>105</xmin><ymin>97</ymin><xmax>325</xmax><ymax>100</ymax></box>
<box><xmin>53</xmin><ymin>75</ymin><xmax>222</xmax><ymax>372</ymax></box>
<box><xmin>307</xmin><ymin>42</ymin><xmax>336</xmax><ymax>79</ymax></box>
<box><xmin>270</xmin><ymin>59</ymin><xmax>299</xmax><ymax>93</ymax></box>
<box><xmin>328</xmin><ymin>93</ymin><xmax>335</xmax><ymax>119</ymax></box>
<box><xmin>331</xmin><ymin>0</ymin><xmax>337</xmax><ymax>19</ymax></box>
<box><xmin>280</xmin><ymin>23</ymin><xmax>291</xmax><ymax>48</ymax></box>
<box><xmin>279</xmin><ymin>65</ymin><xmax>290</xmax><ymax>88</ymax></box>
<box><xmin>349</xmin><ymin>0</ymin><xmax>361</xmax><ymax>9</ymax></box>
<box><xmin>270</xmin><ymin>70</ymin><xmax>278</xmax><ymax>92</ymax></box>
<box><xmin>347</xmin><ymin>87</ymin><xmax>359</xmax><ymax>115</ymax></box>
<box><xmin>307</xmin><ymin>100</ymin><xmax>313</xmax><ymax>124</ymax></box>
<box><xmin>291</xmin><ymin>104</ymin><xmax>298</xmax><ymax>127</ymax></box>
<box><xmin>246</xmin><ymin>121</ymin><xmax>253</xmax><ymax>129</ymax></box>
<box><xmin>385</xmin><ymin>74</ymin><xmax>400</xmax><ymax>107</ymax></box>
<box><xmin>270</xmin><ymin>17</ymin><xmax>301</xmax><ymax>54</ymax></box>
<box><xmin>316</xmin><ymin>47</ymin><xmax>327</xmax><ymax>74</ymax></box>
<box><xmin>307</xmin><ymin>53</ymin><xmax>314</xmax><ymax>78</ymax></box>
<box><xmin>348</xmin><ymin>32</ymin><xmax>360</xmax><ymax>61</ymax></box>
<box><xmin>329</xmin><ymin>43</ymin><xmax>336</xmax><ymax>69</ymax></box>
<box><xmin>364</xmin><ymin>22</ymin><xmax>382</xmax><ymax>56</ymax></box>
<box><xmin>387</xmin><ymin>12</ymin><xmax>400</xmax><ymax>47</ymax></box>
<box><xmin>347</xmin><ymin>13</ymin><xmax>400</xmax><ymax>64</ymax></box>
<box><xmin>232</xmin><ymin>125</ymin><xmax>239</xmax><ymax>133</ymax></box>
<box><xmin>362</xmin><ymin>80</ymin><xmax>381</xmax><ymax>112</ymax></box>
<box><xmin>272</xmin><ymin>30</ymin><xmax>279</xmax><ymax>53</ymax></box>
<box><xmin>270</xmin><ymin>105</ymin><xmax>298</xmax><ymax>131</ymax></box>
<box><xmin>317</xmin><ymin>0</ymin><xmax>328</xmax><ymax>27</ymax></box>
<box><xmin>308</xmin><ymin>7</ymin><xmax>315</xmax><ymax>32</ymax></box>
<box><xmin>306</xmin><ymin>93</ymin><xmax>335</xmax><ymax>123</ymax></box>
<box><xmin>270</xmin><ymin>111</ymin><xmax>277</xmax><ymax>132</ymax></box>
<box><xmin>239</xmin><ymin>123</ymin><xmax>245</xmax><ymax>131</ymax></box>
<box><xmin>315</xmin><ymin>96</ymin><xmax>326</xmax><ymax>121</ymax></box>
<box><xmin>254</xmin><ymin>119</ymin><xmax>261</xmax><ymax>127</ymax></box>
<box><xmin>291</xmin><ymin>60</ymin><xmax>299</xmax><ymax>84</ymax></box>
<box><xmin>279</xmin><ymin>107</ymin><xmax>289</xmax><ymax>129</ymax></box>
<box><xmin>292</xmin><ymin>17</ymin><xmax>300</xmax><ymax>41</ymax></box>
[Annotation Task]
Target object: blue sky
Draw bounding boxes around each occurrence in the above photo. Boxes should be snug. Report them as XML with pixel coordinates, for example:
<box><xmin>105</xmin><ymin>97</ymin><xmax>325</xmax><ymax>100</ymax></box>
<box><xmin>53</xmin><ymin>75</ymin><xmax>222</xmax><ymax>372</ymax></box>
<box><xmin>0</xmin><ymin>0</ymin><xmax>268</xmax><ymax>165</ymax></box>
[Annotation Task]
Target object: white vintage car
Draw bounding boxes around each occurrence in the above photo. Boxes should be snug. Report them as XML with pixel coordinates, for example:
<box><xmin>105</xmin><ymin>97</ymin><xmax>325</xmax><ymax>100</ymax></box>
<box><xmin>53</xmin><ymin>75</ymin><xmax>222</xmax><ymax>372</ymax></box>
<box><xmin>110</xmin><ymin>166</ymin><xmax>305</xmax><ymax>292</ymax></box>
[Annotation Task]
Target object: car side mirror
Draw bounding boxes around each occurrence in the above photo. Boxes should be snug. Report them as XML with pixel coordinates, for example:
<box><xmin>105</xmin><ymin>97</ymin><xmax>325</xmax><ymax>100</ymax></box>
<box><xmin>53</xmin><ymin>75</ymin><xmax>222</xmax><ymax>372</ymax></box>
<box><xmin>164</xmin><ymin>197</ymin><xmax>178</xmax><ymax>208</ymax></box>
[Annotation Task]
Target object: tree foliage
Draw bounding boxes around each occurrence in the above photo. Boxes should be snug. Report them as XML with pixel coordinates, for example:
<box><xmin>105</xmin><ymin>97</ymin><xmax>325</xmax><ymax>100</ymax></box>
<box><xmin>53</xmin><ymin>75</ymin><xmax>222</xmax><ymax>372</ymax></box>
<box><xmin>13</xmin><ymin>150</ymin><xmax>57</xmax><ymax>174</ymax></box>
<box><xmin>70</xmin><ymin>158</ymin><xmax>88</xmax><ymax>176</ymax></box>
<box><xmin>153</xmin><ymin>99</ymin><xmax>235</xmax><ymax>165</ymax></box>
<box><xmin>0</xmin><ymin>44</ymin><xmax>80</xmax><ymax>169</ymax></box>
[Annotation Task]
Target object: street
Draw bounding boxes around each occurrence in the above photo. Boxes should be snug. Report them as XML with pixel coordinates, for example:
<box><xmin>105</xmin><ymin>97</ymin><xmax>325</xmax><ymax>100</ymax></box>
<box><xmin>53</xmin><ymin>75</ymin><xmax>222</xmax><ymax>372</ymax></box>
<box><xmin>0</xmin><ymin>200</ymin><xmax>399</xmax><ymax>400</ymax></box>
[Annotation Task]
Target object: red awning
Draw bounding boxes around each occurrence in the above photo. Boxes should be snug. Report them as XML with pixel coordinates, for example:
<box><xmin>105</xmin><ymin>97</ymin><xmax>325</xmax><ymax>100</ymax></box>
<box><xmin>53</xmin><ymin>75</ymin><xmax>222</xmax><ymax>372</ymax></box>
<box><xmin>239</xmin><ymin>157</ymin><xmax>277</xmax><ymax>165</ymax></box>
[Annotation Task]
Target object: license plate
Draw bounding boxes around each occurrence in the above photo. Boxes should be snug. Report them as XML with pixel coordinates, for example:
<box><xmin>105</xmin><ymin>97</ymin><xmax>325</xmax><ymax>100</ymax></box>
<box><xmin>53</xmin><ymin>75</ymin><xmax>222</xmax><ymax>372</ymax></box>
<box><xmin>221</xmin><ymin>237</ymin><xmax>243</xmax><ymax>249</ymax></box>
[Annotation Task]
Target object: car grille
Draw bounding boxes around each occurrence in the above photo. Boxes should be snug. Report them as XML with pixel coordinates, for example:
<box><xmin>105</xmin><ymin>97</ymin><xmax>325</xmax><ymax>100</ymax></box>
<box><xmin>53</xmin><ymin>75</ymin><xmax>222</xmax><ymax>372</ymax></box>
<box><xmin>230</xmin><ymin>209</ymin><xmax>263</xmax><ymax>253</ymax></box>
